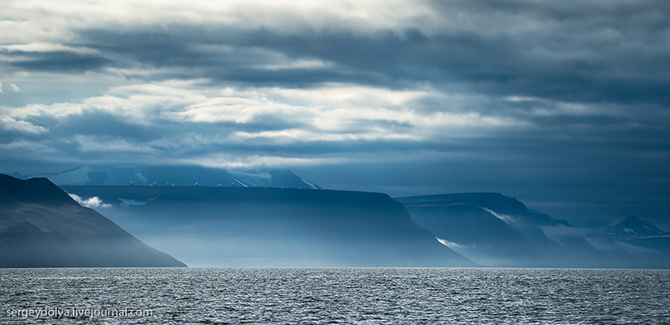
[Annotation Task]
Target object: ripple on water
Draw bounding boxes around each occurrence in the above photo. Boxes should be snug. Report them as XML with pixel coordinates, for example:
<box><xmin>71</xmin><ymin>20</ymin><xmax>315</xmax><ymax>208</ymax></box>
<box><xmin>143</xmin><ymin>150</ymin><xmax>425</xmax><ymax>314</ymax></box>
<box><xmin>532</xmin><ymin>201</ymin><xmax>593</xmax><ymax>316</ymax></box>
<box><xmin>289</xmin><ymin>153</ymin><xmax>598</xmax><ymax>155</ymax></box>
<box><xmin>0</xmin><ymin>268</ymin><xmax>669</xmax><ymax>324</ymax></box>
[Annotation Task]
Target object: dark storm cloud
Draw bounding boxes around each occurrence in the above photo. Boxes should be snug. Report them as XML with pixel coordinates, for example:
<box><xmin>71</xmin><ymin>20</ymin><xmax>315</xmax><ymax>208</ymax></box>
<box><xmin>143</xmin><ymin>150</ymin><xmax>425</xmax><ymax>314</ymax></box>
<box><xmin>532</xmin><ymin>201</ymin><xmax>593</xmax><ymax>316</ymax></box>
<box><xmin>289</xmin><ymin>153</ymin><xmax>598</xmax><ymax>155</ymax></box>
<box><xmin>3</xmin><ymin>50</ymin><xmax>113</xmax><ymax>73</ymax></box>
<box><xmin>75</xmin><ymin>28</ymin><xmax>388</xmax><ymax>87</ymax></box>
<box><xmin>52</xmin><ymin>111</ymin><xmax>156</xmax><ymax>140</ymax></box>
<box><xmin>61</xmin><ymin>1</ymin><xmax>669</xmax><ymax>106</ymax></box>
<box><xmin>227</xmin><ymin>27</ymin><xmax>670</xmax><ymax>105</ymax></box>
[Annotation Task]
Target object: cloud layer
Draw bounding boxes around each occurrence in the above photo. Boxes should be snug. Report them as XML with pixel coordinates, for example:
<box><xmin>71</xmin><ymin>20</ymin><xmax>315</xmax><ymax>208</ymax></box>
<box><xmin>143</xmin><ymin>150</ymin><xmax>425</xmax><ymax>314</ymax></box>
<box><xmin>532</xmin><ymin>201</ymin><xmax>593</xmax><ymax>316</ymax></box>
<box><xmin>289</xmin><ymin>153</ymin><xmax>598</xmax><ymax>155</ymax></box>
<box><xmin>1</xmin><ymin>0</ymin><xmax>669</xmax><ymax>225</ymax></box>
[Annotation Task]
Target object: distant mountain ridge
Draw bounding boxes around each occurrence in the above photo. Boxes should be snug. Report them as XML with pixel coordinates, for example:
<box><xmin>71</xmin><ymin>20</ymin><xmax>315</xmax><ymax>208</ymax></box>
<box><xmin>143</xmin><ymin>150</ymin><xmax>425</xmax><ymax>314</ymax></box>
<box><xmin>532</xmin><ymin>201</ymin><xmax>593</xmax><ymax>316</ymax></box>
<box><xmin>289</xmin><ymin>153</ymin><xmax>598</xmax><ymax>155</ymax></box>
<box><xmin>5</xmin><ymin>169</ymin><xmax>666</xmax><ymax>268</ymax></box>
<box><xmin>605</xmin><ymin>216</ymin><xmax>670</xmax><ymax>260</ymax></box>
<box><xmin>399</xmin><ymin>192</ymin><xmax>570</xmax><ymax>226</ymax></box>
<box><xmin>397</xmin><ymin>193</ymin><xmax>670</xmax><ymax>268</ymax></box>
<box><xmin>612</xmin><ymin>216</ymin><xmax>667</xmax><ymax>239</ymax></box>
<box><xmin>64</xmin><ymin>185</ymin><xmax>475</xmax><ymax>267</ymax></box>
<box><xmin>8</xmin><ymin>165</ymin><xmax>321</xmax><ymax>189</ymax></box>
<box><xmin>0</xmin><ymin>174</ymin><xmax>186</xmax><ymax>267</ymax></box>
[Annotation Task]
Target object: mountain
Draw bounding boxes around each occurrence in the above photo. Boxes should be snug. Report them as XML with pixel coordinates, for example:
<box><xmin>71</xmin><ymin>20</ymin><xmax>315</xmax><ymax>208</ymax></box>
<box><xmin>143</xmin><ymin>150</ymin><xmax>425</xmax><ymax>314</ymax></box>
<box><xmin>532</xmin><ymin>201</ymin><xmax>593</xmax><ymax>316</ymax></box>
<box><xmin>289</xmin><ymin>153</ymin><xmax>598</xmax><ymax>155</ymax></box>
<box><xmin>9</xmin><ymin>165</ymin><xmax>320</xmax><ymax>189</ymax></box>
<box><xmin>396</xmin><ymin>193</ymin><xmax>646</xmax><ymax>268</ymax></box>
<box><xmin>63</xmin><ymin>185</ymin><xmax>475</xmax><ymax>267</ymax></box>
<box><xmin>227</xmin><ymin>168</ymin><xmax>321</xmax><ymax>189</ymax></box>
<box><xmin>0</xmin><ymin>174</ymin><xmax>186</xmax><ymax>267</ymax></box>
<box><xmin>604</xmin><ymin>216</ymin><xmax>670</xmax><ymax>259</ymax></box>
<box><xmin>611</xmin><ymin>216</ymin><xmax>668</xmax><ymax>239</ymax></box>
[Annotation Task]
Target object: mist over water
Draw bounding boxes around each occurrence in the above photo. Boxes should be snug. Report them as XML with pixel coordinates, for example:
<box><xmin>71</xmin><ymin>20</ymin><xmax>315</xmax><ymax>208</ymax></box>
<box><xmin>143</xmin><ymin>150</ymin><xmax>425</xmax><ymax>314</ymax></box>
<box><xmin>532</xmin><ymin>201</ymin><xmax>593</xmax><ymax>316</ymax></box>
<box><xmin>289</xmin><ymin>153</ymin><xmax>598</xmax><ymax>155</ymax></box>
<box><xmin>2</xmin><ymin>268</ymin><xmax>668</xmax><ymax>324</ymax></box>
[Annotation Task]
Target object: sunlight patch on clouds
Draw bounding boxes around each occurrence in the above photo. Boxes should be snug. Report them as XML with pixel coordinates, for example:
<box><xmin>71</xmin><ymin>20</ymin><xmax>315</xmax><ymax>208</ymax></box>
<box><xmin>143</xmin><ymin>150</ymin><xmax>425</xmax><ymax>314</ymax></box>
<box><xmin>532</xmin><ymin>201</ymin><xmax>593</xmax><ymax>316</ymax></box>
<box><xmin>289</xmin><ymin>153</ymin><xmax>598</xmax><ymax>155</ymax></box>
<box><xmin>0</xmin><ymin>0</ymin><xmax>592</xmax><ymax>47</ymax></box>
<box><xmin>4</xmin><ymin>102</ymin><xmax>85</xmax><ymax>120</ymax></box>
<box><xmin>180</xmin><ymin>154</ymin><xmax>348</xmax><ymax>169</ymax></box>
<box><xmin>0</xmin><ymin>140</ymin><xmax>57</xmax><ymax>153</ymax></box>
<box><xmin>537</xmin><ymin>102</ymin><xmax>604</xmax><ymax>117</ymax></box>
<box><xmin>73</xmin><ymin>135</ymin><xmax>158</xmax><ymax>153</ymax></box>
<box><xmin>267</xmin><ymin>84</ymin><xmax>431</xmax><ymax>107</ymax></box>
<box><xmin>3</xmin><ymin>80</ymin><xmax>204</xmax><ymax>124</ymax></box>
<box><xmin>0</xmin><ymin>0</ymin><xmax>440</xmax><ymax>41</ymax></box>
<box><xmin>0</xmin><ymin>42</ymin><xmax>100</xmax><ymax>55</ymax></box>
<box><xmin>0</xmin><ymin>116</ymin><xmax>48</xmax><ymax>134</ymax></box>
<box><xmin>233</xmin><ymin>129</ymin><xmax>419</xmax><ymax>143</ymax></box>
<box><xmin>255</xmin><ymin>58</ymin><xmax>335</xmax><ymax>71</ymax></box>
<box><xmin>0</xmin><ymin>79</ymin><xmax>527</xmax><ymax>164</ymax></box>
<box><xmin>505</xmin><ymin>96</ymin><xmax>538</xmax><ymax>102</ymax></box>
<box><xmin>168</xmin><ymin>96</ymin><xmax>303</xmax><ymax>124</ymax></box>
<box><xmin>529</xmin><ymin>100</ymin><xmax>618</xmax><ymax>118</ymax></box>
<box><xmin>0</xmin><ymin>80</ymin><xmax>527</xmax><ymax>153</ymax></box>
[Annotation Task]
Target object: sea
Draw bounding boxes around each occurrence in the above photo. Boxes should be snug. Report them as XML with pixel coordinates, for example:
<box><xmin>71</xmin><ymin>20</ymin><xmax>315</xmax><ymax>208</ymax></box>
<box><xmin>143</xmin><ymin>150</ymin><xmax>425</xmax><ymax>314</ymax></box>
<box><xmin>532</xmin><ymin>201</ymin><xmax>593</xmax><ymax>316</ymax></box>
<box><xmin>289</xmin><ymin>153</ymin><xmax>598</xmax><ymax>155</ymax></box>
<box><xmin>1</xmin><ymin>268</ymin><xmax>669</xmax><ymax>324</ymax></box>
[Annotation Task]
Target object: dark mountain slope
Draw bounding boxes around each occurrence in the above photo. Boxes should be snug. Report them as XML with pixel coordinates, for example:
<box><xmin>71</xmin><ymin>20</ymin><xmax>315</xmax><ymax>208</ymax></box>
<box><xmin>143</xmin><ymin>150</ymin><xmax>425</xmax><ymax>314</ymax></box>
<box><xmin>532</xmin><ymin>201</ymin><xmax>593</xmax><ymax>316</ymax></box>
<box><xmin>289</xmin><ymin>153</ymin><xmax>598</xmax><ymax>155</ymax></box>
<box><xmin>0</xmin><ymin>174</ymin><xmax>186</xmax><ymax>267</ymax></box>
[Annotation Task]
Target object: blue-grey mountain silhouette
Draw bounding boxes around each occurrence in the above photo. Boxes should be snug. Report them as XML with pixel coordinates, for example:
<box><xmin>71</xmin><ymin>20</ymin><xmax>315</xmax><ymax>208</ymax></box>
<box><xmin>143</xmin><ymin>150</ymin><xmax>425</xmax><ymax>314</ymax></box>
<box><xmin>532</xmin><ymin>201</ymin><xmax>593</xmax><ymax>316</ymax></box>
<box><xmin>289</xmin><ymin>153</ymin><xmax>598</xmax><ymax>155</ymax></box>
<box><xmin>607</xmin><ymin>216</ymin><xmax>670</xmax><ymax>260</ymax></box>
<box><xmin>63</xmin><ymin>185</ymin><xmax>475</xmax><ymax>267</ymax></box>
<box><xmin>397</xmin><ymin>193</ymin><xmax>669</xmax><ymax>268</ymax></box>
<box><xmin>0</xmin><ymin>174</ymin><xmax>186</xmax><ymax>267</ymax></box>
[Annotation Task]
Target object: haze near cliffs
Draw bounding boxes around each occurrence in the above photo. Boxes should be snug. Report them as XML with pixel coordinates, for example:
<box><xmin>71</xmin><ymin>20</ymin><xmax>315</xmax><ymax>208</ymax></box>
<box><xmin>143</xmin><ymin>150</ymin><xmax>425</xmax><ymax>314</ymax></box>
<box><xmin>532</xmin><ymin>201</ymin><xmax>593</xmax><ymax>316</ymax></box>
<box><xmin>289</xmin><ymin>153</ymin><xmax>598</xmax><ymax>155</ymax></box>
<box><xmin>64</xmin><ymin>185</ymin><xmax>475</xmax><ymax>267</ymax></box>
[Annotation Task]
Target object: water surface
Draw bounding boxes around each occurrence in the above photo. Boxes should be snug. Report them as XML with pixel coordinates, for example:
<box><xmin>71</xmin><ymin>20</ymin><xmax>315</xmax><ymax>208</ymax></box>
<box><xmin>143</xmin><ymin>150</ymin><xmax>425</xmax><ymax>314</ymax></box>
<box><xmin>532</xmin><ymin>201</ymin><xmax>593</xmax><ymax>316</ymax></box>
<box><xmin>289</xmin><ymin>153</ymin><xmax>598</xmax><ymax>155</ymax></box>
<box><xmin>1</xmin><ymin>268</ymin><xmax>668</xmax><ymax>324</ymax></box>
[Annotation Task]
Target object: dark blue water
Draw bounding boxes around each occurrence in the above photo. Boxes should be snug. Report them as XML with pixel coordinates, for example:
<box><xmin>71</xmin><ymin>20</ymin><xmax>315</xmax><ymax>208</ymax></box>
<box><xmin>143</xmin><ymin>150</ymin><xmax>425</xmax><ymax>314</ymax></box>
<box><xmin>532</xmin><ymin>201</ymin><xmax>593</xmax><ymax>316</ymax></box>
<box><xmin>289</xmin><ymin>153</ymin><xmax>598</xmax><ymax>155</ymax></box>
<box><xmin>1</xmin><ymin>268</ymin><xmax>668</xmax><ymax>324</ymax></box>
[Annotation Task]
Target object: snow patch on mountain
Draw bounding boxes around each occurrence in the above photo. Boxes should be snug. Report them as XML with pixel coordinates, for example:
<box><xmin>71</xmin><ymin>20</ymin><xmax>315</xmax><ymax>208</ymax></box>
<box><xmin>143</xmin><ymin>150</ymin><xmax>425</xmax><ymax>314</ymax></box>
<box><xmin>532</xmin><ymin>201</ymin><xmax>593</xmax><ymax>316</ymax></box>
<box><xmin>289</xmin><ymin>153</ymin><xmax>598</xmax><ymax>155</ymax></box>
<box><xmin>481</xmin><ymin>207</ymin><xmax>516</xmax><ymax>226</ymax></box>
<box><xmin>230</xmin><ymin>176</ymin><xmax>249</xmax><ymax>187</ymax></box>
<box><xmin>437</xmin><ymin>238</ymin><xmax>467</xmax><ymax>249</ymax></box>
<box><xmin>300</xmin><ymin>177</ymin><xmax>319</xmax><ymax>190</ymax></box>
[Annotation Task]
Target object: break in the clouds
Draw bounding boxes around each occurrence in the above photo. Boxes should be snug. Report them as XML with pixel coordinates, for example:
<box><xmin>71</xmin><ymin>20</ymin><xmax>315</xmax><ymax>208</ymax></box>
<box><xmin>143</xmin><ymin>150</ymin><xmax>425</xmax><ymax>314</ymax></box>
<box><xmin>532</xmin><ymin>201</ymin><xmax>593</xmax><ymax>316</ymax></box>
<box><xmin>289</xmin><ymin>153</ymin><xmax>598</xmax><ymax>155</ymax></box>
<box><xmin>1</xmin><ymin>0</ymin><xmax>669</xmax><ymax>225</ymax></box>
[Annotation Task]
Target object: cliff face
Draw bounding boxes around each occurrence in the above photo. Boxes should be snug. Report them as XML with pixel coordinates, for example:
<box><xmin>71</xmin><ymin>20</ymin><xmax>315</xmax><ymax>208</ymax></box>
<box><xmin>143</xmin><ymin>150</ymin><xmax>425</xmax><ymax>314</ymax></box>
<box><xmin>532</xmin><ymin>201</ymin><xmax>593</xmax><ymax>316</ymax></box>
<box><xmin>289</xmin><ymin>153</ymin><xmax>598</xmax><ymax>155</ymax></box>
<box><xmin>63</xmin><ymin>186</ymin><xmax>476</xmax><ymax>267</ymax></box>
<box><xmin>0</xmin><ymin>174</ymin><xmax>186</xmax><ymax>267</ymax></box>
<box><xmin>397</xmin><ymin>193</ymin><xmax>670</xmax><ymax>268</ymax></box>
<box><xmin>397</xmin><ymin>193</ymin><xmax>572</xmax><ymax>267</ymax></box>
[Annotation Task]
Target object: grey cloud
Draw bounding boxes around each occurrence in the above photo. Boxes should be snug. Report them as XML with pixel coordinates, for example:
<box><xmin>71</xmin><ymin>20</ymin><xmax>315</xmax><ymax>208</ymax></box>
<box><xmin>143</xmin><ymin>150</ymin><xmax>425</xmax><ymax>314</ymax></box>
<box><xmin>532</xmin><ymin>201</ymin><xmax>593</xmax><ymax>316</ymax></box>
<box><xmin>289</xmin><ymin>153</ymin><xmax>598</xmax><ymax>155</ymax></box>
<box><xmin>1</xmin><ymin>0</ymin><xmax>670</xmax><ymax>227</ymax></box>
<box><xmin>64</xmin><ymin>8</ymin><xmax>669</xmax><ymax>106</ymax></box>
<box><xmin>4</xmin><ymin>0</ymin><xmax>664</xmax><ymax>109</ymax></box>
<box><xmin>52</xmin><ymin>112</ymin><xmax>156</xmax><ymax>140</ymax></box>
<box><xmin>4</xmin><ymin>50</ymin><xmax>113</xmax><ymax>73</ymax></box>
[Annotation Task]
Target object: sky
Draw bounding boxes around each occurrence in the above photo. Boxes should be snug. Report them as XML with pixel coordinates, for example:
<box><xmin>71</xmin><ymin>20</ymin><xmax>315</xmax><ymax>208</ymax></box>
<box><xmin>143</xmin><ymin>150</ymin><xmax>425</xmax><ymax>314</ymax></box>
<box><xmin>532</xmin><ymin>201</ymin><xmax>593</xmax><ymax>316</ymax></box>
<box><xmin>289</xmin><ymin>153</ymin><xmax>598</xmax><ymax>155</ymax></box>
<box><xmin>1</xmin><ymin>0</ymin><xmax>669</xmax><ymax>227</ymax></box>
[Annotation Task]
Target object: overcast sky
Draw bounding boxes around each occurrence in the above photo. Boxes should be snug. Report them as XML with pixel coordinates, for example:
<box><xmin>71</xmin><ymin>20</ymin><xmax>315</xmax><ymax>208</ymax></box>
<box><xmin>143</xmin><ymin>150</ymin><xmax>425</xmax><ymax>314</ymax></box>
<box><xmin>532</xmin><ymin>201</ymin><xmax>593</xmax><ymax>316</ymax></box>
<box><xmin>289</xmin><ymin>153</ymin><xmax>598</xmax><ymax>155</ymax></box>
<box><xmin>1</xmin><ymin>0</ymin><xmax>669</xmax><ymax>226</ymax></box>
